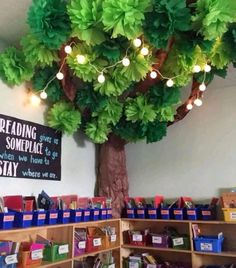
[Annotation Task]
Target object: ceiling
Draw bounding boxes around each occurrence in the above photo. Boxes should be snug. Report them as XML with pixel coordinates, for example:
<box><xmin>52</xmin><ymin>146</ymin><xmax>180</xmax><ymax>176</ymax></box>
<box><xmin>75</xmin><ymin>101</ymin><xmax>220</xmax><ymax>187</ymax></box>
<box><xmin>0</xmin><ymin>0</ymin><xmax>235</xmax><ymax>88</ymax></box>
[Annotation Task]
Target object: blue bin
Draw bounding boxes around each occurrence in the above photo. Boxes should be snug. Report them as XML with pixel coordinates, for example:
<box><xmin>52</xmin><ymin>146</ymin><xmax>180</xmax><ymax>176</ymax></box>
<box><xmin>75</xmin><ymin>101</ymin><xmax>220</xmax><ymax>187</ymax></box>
<box><xmin>70</xmin><ymin>209</ymin><xmax>82</xmax><ymax>223</ymax></box>
<box><xmin>160</xmin><ymin>208</ymin><xmax>171</xmax><ymax>220</ymax></box>
<box><xmin>82</xmin><ymin>209</ymin><xmax>91</xmax><ymax>222</ymax></box>
<box><xmin>13</xmin><ymin>211</ymin><xmax>33</xmax><ymax>228</ymax></box>
<box><xmin>32</xmin><ymin>211</ymin><xmax>46</xmax><ymax>226</ymax></box>
<box><xmin>106</xmin><ymin>208</ymin><xmax>112</xmax><ymax>219</ymax></box>
<box><xmin>99</xmin><ymin>208</ymin><xmax>107</xmax><ymax>220</ymax></box>
<box><xmin>90</xmin><ymin>209</ymin><xmax>100</xmax><ymax>221</ymax></box>
<box><xmin>57</xmin><ymin>210</ymin><xmax>70</xmax><ymax>224</ymax></box>
<box><xmin>200</xmin><ymin>206</ymin><xmax>216</xmax><ymax>221</ymax></box>
<box><xmin>0</xmin><ymin>212</ymin><xmax>15</xmax><ymax>229</ymax></box>
<box><xmin>126</xmin><ymin>209</ymin><xmax>135</xmax><ymax>218</ymax></box>
<box><xmin>147</xmin><ymin>208</ymin><xmax>157</xmax><ymax>219</ymax></box>
<box><xmin>45</xmin><ymin>210</ymin><xmax>58</xmax><ymax>225</ymax></box>
<box><xmin>172</xmin><ymin>208</ymin><xmax>184</xmax><ymax>220</ymax></box>
<box><xmin>0</xmin><ymin>254</ymin><xmax>17</xmax><ymax>268</ymax></box>
<box><xmin>136</xmin><ymin>208</ymin><xmax>146</xmax><ymax>219</ymax></box>
<box><xmin>186</xmin><ymin>207</ymin><xmax>201</xmax><ymax>220</ymax></box>
<box><xmin>194</xmin><ymin>236</ymin><xmax>224</xmax><ymax>253</ymax></box>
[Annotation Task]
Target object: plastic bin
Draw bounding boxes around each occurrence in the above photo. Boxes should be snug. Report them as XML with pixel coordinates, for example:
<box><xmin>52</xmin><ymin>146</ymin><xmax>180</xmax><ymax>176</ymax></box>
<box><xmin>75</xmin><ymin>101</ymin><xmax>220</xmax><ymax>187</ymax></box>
<box><xmin>45</xmin><ymin>210</ymin><xmax>58</xmax><ymax>225</ymax></box>
<box><xmin>99</xmin><ymin>208</ymin><xmax>107</xmax><ymax>220</ymax></box>
<box><xmin>186</xmin><ymin>207</ymin><xmax>201</xmax><ymax>221</ymax></box>
<box><xmin>43</xmin><ymin>243</ymin><xmax>69</xmax><ymax>262</ymax></box>
<box><xmin>136</xmin><ymin>208</ymin><xmax>146</xmax><ymax>219</ymax></box>
<box><xmin>13</xmin><ymin>211</ymin><xmax>33</xmax><ymax>228</ymax></box>
<box><xmin>171</xmin><ymin>235</ymin><xmax>190</xmax><ymax>250</ymax></box>
<box><xmin>193</xmin><ymin>236</ymin><xmax>224</xmax><ymax>253</ymax></box>
<box><xmin>74</xmin><ymin>239</ymin><xmax>86</xmax><ymax>257</ymax></box>
<box><xmin>160</xmin><ymin>208</ymin><xmax>171</xmax><ymax>220</ymax></box>
<box><xmin>200</xmin><ymin>207</ymin><xmax>216</xmax><ymax>221</ymax></box>
<box><xmin>172</xmin><ymin>208</ymin><xmax>184</xmax><ymax>220</ymax></box>
<box><xmin>106</xmin><ymin>208</ymin><xmax>112</xmax><ymax>219</ymax></box>
<box><xmin>86</xmin><ymin>228</ymin><xmax>105</xmax><ymax>253</ymax></box>
<box><xmin>222</xmin><ymin>208</ymin><xmax>236</xmax><ymax>222</ymax></box>
<box><xmin>126</xmin><ymin>209</ymin><xmax>135</xmax><ymax>219</ymax></box>
<box><xmin>82</xmin><ymin>209</ymin><xmax>91</xmax><ymax>222</ymax></box>
<box><xmin>146</xmin><ymin>208</ymin><xmax>158</xmax><ymax>219</ymax></box>
<box><xmin>150</xmin><ymin>233</ymin><xmax>170</xmax><ymax>248</ymax></box>
<box><xmin>0</xmin><ymin>212</ymin><xmax>15</xmax><ymax>229</ymax></box>
<box><xmin>57</xmin><ymin>210</ymin><xmax>70</xmax><ymax>224</ymax></box>
<box><xmin>32</xmin><ymin>211</ymin><xmax>46</xmax><ymax>226</ymax></box>
<box><xmin>0</xmin><ymin>254</ymin><xmax>17</xmax><ymax>268</ymax></box>
<box><xmin>70</xmin><ymin>209</ymin><xmax>83</xmax><ymax>223</ymax></box>
<box><xmin>18</xmin><ymin>250</ymin><xmax>43</xmax><ymax>268</ymax></box>
<box><xmin>128</xmin><ymin>231</ymin><xmax>147</xmax><ymax>246</ymax></box>
<box><xmin>90</xmin><ymin>209</ymin><xmax>100</xmax><ymax>221</ymax></box>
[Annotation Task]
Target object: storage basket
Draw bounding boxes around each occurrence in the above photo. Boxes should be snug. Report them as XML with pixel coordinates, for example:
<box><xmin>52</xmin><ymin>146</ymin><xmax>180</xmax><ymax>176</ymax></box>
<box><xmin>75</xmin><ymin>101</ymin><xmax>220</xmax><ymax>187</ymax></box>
<box><xmin>171</xmin><ymin>235</ymin><xmax>190</xmax><ymax>250</ymax></box>
<box><xmin>193</xmin><ymin>236</ymin><xmax>224</xmax><ymax>253</ymax></box>
<box><xmin>222</xmin><ymin>208</ymin><xmax>236</xmax><ymax>222</ymax></box>
<box><xmin>43</xmin><ymin>243</ymin><xmax>69</xmax><ymax>262</ymax></box>
<box><xmin>150</xmin><ymin>233</ymin><xmax>171</xmax><ymax>248</ymax></box>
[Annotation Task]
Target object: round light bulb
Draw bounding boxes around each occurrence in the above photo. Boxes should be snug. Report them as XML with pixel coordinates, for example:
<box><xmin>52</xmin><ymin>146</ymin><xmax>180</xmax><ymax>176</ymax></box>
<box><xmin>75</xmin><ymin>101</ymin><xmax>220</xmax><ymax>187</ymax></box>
<box><xmin>40</xmin><ymin>91</ymin><xmax>47</xmax><ymax>100</ymax></box>
<box><xmin>64</xmin><ymin>45</ymin><xmax>72</xmax><ymax>54</ymax></box>
<box><xmin>76</xmin><ymin>54</ymin><xmax>86</xmax><ymax>64</ymax></box>
<box><xmin>133</xmin><ymin>38</ymin><xmax>142</xmax><ymax>48</ymax></box>
<box><xmin>194</xmin><ymin>98</ymin><xmax>203</xmax><ymax>107</ymax></box>
<box><xmin>204</xmin><ymin>64</ymin><xmax>211</xmax><ymax>73</ymax></box>
<box><xmin>150</xmin><ymin>71</ymin><xmax>157</xmax><ymax>79</ymax></box>
<box><xmin>30</xmin><ymin>94</ymin><xmax>41</xmax><ymax>106</ymax></box>
<box><xmin>186</xmin><ymin>103</ymin><xmax>193</xmax><ymax>110</ymax></box>
<box><xmin>56</xmin><ymin>72</ymin><xmax>64</xmax><ymax>80</ymax></box>
<box><xmin>122</xmin><ymin>57</ymin><xmax>130</xmax><ymax>67</ymax></box>
<box><xmin>199</xmin><ymin>83</ymin><xmax>206</xmax><ymax>92</ymax></box>
<box><xmin>140</xmin><ymin>47</ymin><xmax>149</xmax><ymax>56</ymax></box>
<box><xmin>166</xmin><ymin>79</ymin><xmax>174</xmax><ymax>87</ymax></box>
<box><xmin>193</xmin><ymin>65</ymin><xmax>201</xmax><ymax>73</ymax></box>
<box><xmin>98</xmin><ymin>73</ymin><xmax>105</xmax><ymax>84</ymax></box>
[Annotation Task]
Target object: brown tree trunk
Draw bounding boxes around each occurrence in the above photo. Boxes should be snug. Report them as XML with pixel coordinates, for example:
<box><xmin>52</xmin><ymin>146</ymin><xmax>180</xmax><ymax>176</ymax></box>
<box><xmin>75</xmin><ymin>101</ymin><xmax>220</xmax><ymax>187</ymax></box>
<box><xmin>96</xmin><ymin>135</ymin><xmax>128</xmax><ymax>218</ymax></box>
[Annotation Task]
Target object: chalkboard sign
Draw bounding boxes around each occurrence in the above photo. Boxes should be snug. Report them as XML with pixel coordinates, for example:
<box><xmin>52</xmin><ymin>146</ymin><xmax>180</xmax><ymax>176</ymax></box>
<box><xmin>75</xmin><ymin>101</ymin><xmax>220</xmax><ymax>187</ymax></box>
<box><xmin>0</xmin><ymin>114</ymin><xmax>61</xmax><ymax>181</ymax></box>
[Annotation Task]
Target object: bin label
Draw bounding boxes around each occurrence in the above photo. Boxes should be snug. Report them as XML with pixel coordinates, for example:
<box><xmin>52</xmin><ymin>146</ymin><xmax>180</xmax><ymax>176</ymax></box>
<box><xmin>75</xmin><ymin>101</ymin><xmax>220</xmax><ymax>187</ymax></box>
<box><xmin>110</xmin><ymin>234</ymin><xmax>117</xmax><ymax>242</ymax></box>
<box><xmin>127</xmin><ymin>210</ymin><xmax>134</xmax><ymax>214</ymax></box>
<box><xmin>94</xmin><ymin>211</ymin><xmax>99</xmax><ymax>216</ymax></box>
<box><xmin>31</xmin><ymin>249</ymin><xmax>43</xmax><ymax>260</ymax></box>
<box><xmin>202</xmin><ymin>211</ymin><xmax>211</xmax><ymax>216</ymax></box>
<box><xmin>200</xmin><ymin>242</ymin><xmax>213</xmax><ymax>251</ymax></box>
<box><xmin>148</xmin><ymin>210</ymin><xmax>156</xmax><ymax>215</ymax></box>
<box><xmin>78</xmin><ymin>241</ymin><xmax>86</xmax><ymax>249</ymax></box>
<box><xmin>93</xmin><ymin>238</ymin><xmax>102</xmax><ymax>247</ymax></box>
<box><xmin>76</xmin><ymin>211</ymin><xmax>82</xmax><ymax>217</ymax></box>
<box><xmin>107</xmin><ymin>209</ymin><xmax>112</xmax><ymax>215</ymax></box>
<box><xmin>108</xmin><ymin>264</ymin><xmax>115</xmax><ymax>268</ymax></box>
<box><xmin>173</xmin><ymin>237</ymin><xmax>184</xmax><ymax>246</ymax></box>
<box><xmin>5</xmin><ymin>254</ymin><xmax>18</xmax><ymax>265</ymax></box>
<box><xmin>84</xmin><ymin>211</ymin><xmax>90</xmax><ymax>216</ymax></box>
<box><xmin>174</xmin><ymin>210</ymin><xmax>182</xmax><ymax>215</ymax></box>
<box><xmin>129</xmin><ymin>262</ymin><xmax>139</xmax><ymax>268</ymax></box>
<box><xmin>147</xmin><ymin>265</ymin><xmax>156</xmax><ymax>268</ymax></box>
<box><xmin>152</xmin><ymin>236</ymin><xmax>162</xmax><ymax>244</ymax></box>
<box><xmin>58</xmin><ymin>244</ymin><xmax>69</xmax><ymax>254</ymax></box>
<box><xmin>230</xmin><ymin>212</ymin><xmax>236</xmax><ymax>220</ymax></box>
<box><xmin>63</xmin><ymin>212</ymin><xmax>70</xmax><ymax>218</ymax></box>
<box><xmin>137</xmin><ymin>210</ymin><xmax>144</xmax><ymax>215</ymax></box>
<box><xmin>132</xmin><ymin>234</ymin><xmax>142</xmax><ymax>242</ymax></box>
<box><xmin>187</xmin><ymin>210</ymin><xmax>196</xmax><ymax>216</ymax></box>
<box><xmin>3</xmin><ymin>215</ymin><xmax>14</xmax><ymax>222</ymax></box>
<box><xmin>38</xmin><ymin>214</ymin><xmax>46</xmax><ymax>220</ymax></box>
<box><xmin>50</xmin><ymin>213</ymin><xmax>58</xmax><ymax>219</ymax></box>
<box><xmin>161</xmin><ymin>210</ymin><xmax>169</xmax><ymax>215</ymax></box>
<box><xmin>23</xmin><ymin>214</ymin><xmax>33</xmax><ymax>221</ymax></box>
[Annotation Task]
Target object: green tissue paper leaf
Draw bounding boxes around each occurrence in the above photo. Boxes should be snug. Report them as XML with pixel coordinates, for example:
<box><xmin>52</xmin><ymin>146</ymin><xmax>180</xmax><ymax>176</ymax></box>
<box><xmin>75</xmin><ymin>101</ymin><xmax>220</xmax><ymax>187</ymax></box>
<box><xmin>102</xmin><ymin>0</ymin><xmax>152</xmax><ymax>39</ymax></box>
<box><xmin>145</xmin><ymin>121</ymin><xmax>167</xmax><ymax>143</ymax></box>
<box><xmin>85</xmin><ymin>120</ymin><xmax>110</xmax><ymax>143</ymax></box>
<box><xmin>47</xmin><ymin>101</ymin><xmax>81</xmax><ymax>135</ymax></box>
<box><xmin>156</xmin><ymin>106</ymin><xmax>176</xmax><ymax>122</ymax></box>
<box><xmin>28</xmin><ymin>0</ymin><xmax>71</xmax><ymax>49</ymax></box>
<box><xmin>0</xmin><ymin>47</ymin><xmax>33</xmax><ymax>86</ymax></box>
<box><xmin>68</xmin><ymin>0</ymin><xmax>105</xmax><ymax>45</ymax></box>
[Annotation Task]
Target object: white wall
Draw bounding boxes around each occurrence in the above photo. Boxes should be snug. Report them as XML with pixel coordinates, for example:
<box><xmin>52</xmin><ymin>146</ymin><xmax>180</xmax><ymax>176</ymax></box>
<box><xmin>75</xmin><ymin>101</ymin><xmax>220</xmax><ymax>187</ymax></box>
<box><xmin>126</xmin><ymin>78</ymin><xmax>236</xmax><ymax>202</ymax></box>
<box><xmin>0</xmin><ymin>80</ymin><xmax>96</xmax><ymax>197</ymax></box>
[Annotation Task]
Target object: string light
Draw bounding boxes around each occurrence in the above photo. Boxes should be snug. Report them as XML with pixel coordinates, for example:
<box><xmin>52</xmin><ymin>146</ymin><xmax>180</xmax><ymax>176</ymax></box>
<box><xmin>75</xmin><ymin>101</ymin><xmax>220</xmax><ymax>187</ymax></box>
<box><xmin>56</xmin><ymin>72</ymin><xmax>64</xmax><ymax>80</ymax></box>
<box><xmin>133</xmin><ymin>38</ymin><xmax>142</xmax><ymax>48</ymax></box>
<box><xmin>40</xmin><ymin>91</ymin><xmax>47</xmax><ymax>100</ymax></box>
<box><xmin>193</xmin><ymin>65</ymin><xmax>201</xmax><ymax>73</ymax></box>
<box><xmin>98</xmin><ymin>73</ymin><xmax>105</xmax><ymax>84</ymax></box>
<box><xmin>30</xmin><ymin>94</ymin><xmax>41</xmax><ymax>106</ymax></box>
<box><xmin>194</xmin><ymin>98</ymin><xmax>203</xmax><ymax>107</ymax></box>
<box><xmin>150</xmin><ymin>71</ymin><xmax>158</xmax><ymax>79</ymax></box>
<box><xmin>140</xmin><ymin>47</ymin><xmax>149</xmax><ymax>56</ymax></box>
<box><xmin>122</xmin><ymin>57</ymin><xmax>130</xmax><ymax>67</ymax></box>
<box><xmin>186</xmin><ymin>103</ymin><xmax>193</xmax><ymax>110</ymax></box>
<box><xmin>64</xmin><ymin>45</ymin><xmax>72</xmax><ymax>54</ymax></box>
<box><xmin>199</xmin><ymin>83</ymin><xmax>207</xmax><ymax>92</ymax></box>
<box><xmin>76</xmin><ymin>54</ymin><xmax>86</xmax><ymax>64</ymax></box>
<box><xmin>166</xmin><ymin>79</ymin><xmax>174</xmax><ymax>87</ymax></box>
<box><xmin>204</xmin><ymin>64</ymin><xmax>211</xmax><ymax>73</ymax></box>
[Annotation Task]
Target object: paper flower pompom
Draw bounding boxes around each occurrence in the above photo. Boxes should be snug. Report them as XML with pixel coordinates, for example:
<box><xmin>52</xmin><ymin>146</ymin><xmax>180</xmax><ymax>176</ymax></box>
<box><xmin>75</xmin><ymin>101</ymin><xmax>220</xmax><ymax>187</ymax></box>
<box><xmin>125</xmin><ymin>96</ymin><xmax>157</xmax><ymax>124</ymax></box>
<box><xmin>145</xmin><ymin>121</ymin><xmax>167</xmax><ymax>143</ymax></box>
<box><xmin>144</xmin><ymin>0</ymin><xmax>191</xmax><ymax>49</ymax></box>
<box><xmin>102</xmin><ymin>0</ymin><xmax>152</xmax><ymax>39</ymax></box>
<box><xmin>0</xmin><ymin>47</ymin><xmax>33</xmax><ymax>86</ymax></box>
<box><xmin>27</xmin><ymin>0</ymin><xmax>71</xmax><ymax>49</ymax></box>
<box><xmin>68</xmin><ymin>0</ymin><xmax>105</xmax><ymax>45</ymax></box>
<box><xmin>32</xmin><ymin>65</ymin><xmax>64</xmax><ymax>102</ymax></box>
<box><xmin>47</xmin><ymin>101</ymin><xmax>81</xmax><ymax>135</ymax></box>
<box><xmin>85</xmin><ymin>120</ymin><xmax>111</xmax><ymax>144</ymax></box>
<box><xmin>192</xmin><ymin>0</ymin><xmax>236</xmax><ymax>40</ymax></box>
<box><xmin>21</xmin><ymin>34</ymin><xmax>59</xmax><ymax>67</ymax></box>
